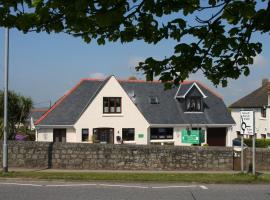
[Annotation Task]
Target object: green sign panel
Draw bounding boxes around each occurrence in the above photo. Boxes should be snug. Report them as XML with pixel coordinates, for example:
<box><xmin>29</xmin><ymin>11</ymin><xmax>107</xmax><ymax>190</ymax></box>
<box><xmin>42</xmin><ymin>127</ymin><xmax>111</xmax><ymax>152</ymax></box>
<box><xmin>181</xmin><ymin>130</ymin><xmax>205</xmax><ymax>144</ymax></box>
<box><xmin>138</xmin><ymin>134</ymin><xmax>144</xmax><ymax>138</ymax></box>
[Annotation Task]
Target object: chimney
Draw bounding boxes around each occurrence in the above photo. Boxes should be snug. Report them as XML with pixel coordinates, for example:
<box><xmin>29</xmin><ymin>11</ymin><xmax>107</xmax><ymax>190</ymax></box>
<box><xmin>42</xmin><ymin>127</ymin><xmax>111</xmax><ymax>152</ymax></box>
<box><xmin>262</xmin><ymin>78</ymin><xmax>269</xmax><ymax>86</ymax></box>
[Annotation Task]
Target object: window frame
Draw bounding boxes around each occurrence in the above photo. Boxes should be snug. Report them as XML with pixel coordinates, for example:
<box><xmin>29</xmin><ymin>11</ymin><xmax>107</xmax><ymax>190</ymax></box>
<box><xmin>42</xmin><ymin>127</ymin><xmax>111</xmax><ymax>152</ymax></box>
<box><xmin>122</xmin><ymin>128</ymin><xmax>135</xmax><ymax>141</ymax></box>
<box><xmin>103</xmin><ymin>97</ymin><xmax>122</xmax><ymax>114</ymax></box>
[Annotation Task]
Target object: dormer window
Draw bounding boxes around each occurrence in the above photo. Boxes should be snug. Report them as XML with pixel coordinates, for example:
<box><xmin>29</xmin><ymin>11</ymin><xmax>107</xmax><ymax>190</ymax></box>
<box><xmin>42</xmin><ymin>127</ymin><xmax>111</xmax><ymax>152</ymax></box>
<box><xmin>186</xmin><ymin>97</ymin><xmax>202</xmax><ymax>112</ymax></box>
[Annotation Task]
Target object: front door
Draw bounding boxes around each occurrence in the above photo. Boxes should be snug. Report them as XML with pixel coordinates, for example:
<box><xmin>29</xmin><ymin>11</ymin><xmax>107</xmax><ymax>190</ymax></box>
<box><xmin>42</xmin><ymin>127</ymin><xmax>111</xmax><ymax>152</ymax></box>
<box><xmin>93</xmin><ymin>128</ymin><xmax>114</xmax><ymax>144</ymax></box>
<box><xmin>53</xmin><ymin>128</ymin><xmax>66</xmax><ymax>142</ymax></box>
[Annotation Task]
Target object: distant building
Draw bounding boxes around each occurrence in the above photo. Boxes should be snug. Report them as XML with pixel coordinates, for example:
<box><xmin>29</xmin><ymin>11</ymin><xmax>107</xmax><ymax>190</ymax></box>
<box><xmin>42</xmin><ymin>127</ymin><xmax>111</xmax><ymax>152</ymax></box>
<box><xmin>230</xmin><ymin>78</ymin><xmax>270</xmax><ymax>139</ymax></box>
<box><xmin>35</xmin><ymin>76</ymin><xmax>234</xmax><ymax>146</ymax></box>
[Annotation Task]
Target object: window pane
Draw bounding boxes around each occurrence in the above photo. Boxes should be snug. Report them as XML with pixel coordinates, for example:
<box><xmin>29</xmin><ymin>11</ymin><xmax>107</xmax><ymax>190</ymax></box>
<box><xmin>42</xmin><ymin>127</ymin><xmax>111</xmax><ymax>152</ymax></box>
<box><xmin>110</xmin><ymin>106</ymin><xmax>115</xmax><ymax>112</ymax></box>
<box><xmin>150</xmin><ymin>128</ymin><xmax>173</xmax><ymax>140</ymax></box>
<box><xmin>186</xmin><ymin>97</ymin><xmax>202</xmax><ymax>112</ymax></box>
<box><xmin>103</xmin><ymin>97</ymin><xmax>109</xmax><ymax>113</ymax></box>
<box><xmin>196</xmin><ymin>99</ymin><xmax>201</xmax><ymax>111</ymax></box>
<box><xmin>82</xmin><ymin>129</ymin><xmax>89</xmax><ymax>142</ymax></box>
<box><xmin>116</xmin><ymin>98</ymin><xmax>121</xmax><ymax>112</ymax></box>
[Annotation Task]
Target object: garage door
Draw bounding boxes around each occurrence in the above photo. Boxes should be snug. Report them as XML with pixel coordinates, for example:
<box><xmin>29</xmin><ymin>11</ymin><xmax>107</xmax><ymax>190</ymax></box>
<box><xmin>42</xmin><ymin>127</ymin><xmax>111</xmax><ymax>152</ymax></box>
<box><xmin>207</xmin><ymin>128</ymin><xmax>226</xmax><ymax>146</ymax></box>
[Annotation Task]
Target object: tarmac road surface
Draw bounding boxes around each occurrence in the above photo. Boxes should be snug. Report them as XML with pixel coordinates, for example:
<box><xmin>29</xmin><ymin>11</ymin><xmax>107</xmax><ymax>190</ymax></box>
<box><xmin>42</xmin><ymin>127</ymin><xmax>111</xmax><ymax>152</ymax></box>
<box><xmin>0</xmin><ymin>181</ymin><xmax>269</xmax><ymax>200</ymax></box>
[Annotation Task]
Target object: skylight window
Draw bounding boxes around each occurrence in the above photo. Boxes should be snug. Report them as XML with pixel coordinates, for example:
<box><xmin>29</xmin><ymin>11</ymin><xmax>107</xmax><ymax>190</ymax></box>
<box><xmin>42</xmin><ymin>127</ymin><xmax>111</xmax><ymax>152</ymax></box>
<box><xmin>149</xmin><ymin>96</ymin><xmax>159</xmax><ymax>104</ymax></box>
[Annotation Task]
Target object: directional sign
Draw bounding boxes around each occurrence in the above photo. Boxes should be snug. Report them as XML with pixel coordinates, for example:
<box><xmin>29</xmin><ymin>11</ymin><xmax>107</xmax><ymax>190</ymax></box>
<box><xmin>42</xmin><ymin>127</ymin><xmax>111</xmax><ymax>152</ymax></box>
<box><xmin>240</xmin><ymin>111</ymin><xmax>254</xmax><ymax>135</ymax></box>
<box><xmin>182</xmin><ymin>130</ymin><xmax>205</xmax><ymax>144</ymax></box>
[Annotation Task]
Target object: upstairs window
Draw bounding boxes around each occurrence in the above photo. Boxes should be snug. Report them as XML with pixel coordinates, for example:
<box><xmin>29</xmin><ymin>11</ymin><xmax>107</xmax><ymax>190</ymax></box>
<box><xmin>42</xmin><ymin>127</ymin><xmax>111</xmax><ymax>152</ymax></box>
<box><xmin>261</xmin><ymin>107</ymin><xmax>266</xmax><ymax>118</ymax></box>
<box><xmin>186</xmin><ymin>97</ymin><xmax>202</xmax><ymax>112</ymax></box>
<box><xmin>103</xmin><ymin>97</ymin><xmax>121</xmax><ymax>113</ymax></box>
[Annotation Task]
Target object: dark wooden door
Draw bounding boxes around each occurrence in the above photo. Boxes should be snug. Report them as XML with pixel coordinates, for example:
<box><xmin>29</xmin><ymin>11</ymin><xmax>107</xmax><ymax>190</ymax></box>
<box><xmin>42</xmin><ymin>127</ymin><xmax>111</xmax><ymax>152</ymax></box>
<box><xmin>93</xmin><ymin>128</ymin><xmax>114</xmax><ymax>144</ymax></box>
<box><xmin>207</xmin><ymin>128</ymin><xmax>226</xmax><ymax>146</ymax></box>
<box><xmin>53</xmin><ymin>129</ymin><xmax>66</xmax><ymax>142</ymax></box>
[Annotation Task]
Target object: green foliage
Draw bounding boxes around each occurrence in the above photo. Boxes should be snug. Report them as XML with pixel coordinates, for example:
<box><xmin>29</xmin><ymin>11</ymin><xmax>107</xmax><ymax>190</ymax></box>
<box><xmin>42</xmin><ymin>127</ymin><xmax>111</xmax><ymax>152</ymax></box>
<box><xmin>0</xmin><ymin>1</ymin><xmax>269</xmax><ymax>86</ymax></box>
<box><xmin>0</xmin><ymin>90</ymin><xmax>33</xmax><ymax>139</ymax></box>
<box><xmin>244</xmin><ymin>139</ymin><xmax>270</xmax><ymax>148</ymax></box>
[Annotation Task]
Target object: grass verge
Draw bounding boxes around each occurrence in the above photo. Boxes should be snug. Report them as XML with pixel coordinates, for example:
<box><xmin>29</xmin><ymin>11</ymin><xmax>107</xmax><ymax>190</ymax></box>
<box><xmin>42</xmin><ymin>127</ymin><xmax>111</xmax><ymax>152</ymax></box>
<box><xmin>1</xmin><ymin>171</ymin><xmax>270</xmax><ymax>184</ymax></box>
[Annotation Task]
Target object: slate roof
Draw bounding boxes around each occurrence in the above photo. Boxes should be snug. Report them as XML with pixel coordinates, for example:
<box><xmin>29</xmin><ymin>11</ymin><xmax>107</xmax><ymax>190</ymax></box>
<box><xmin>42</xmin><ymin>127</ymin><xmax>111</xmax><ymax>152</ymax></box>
<box><xmin>230</xmin><ymin>82</ymin><xmax>270</xmax><ymax>108</ymax></box>
<box><xmin>175</xmin><ymin>83</ymin><xmax>192</xmax><ymax>97</ymax></box>
<box><xmin>27</xmin><ymin>108</ymin><xmax>48</xmax><ymax>123</ymax></box>
<box><xmin>36</xmin><ymin>77</ymin><xmax>235</xmax><ymax>126</ymax></box>
<box><xmin>175</xmin><ymin>82</ymin><xmax>206</xmax><ymax>98</ymax></box>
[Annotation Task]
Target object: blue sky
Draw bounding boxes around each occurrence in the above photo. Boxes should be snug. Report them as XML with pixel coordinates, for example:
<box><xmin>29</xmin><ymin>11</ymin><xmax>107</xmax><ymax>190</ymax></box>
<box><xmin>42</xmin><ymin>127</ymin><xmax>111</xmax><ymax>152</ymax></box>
<box><xmin>0</xmin><ymin>12</ymin><xmax>270</xmax><ymax>108</ymax></box>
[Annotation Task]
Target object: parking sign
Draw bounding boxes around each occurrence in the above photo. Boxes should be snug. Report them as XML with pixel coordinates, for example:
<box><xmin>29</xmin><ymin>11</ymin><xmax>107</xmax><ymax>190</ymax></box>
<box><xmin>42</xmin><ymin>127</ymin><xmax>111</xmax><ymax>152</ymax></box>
<box><xmin>240</xmin><ymin>111</ymin><xmax>254</xmax><ymax>135</ymax></box>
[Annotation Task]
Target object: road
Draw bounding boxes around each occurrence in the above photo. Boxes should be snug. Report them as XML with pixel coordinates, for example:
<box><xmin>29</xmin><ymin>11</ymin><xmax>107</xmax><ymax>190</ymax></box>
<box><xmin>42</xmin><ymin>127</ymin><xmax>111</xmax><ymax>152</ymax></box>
<box><xmin>0</xmin><ymin>181</ymin><xmax>269</xmax><ymax>200</ymax></box>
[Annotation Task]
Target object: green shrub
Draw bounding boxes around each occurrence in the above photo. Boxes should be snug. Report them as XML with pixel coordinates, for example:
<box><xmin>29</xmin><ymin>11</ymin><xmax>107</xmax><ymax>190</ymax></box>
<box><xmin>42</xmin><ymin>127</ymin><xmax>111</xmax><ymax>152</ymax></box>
<box><xmin>244</xmin><ymin>139</ymin><xmax>270</xmax><ymax>148</ymax></box>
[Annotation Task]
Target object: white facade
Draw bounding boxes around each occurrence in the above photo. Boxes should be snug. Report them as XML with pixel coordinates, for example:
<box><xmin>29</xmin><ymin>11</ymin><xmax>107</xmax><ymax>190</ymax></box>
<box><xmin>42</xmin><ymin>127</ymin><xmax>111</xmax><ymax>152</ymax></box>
<box><xmin>74</xmin><ymin>76</ymin><xmax>150</xmax><ymax>144</ymax></box>
<box><xmin>36</xmin><ymin>76</ymin><xmax>233</xmax><ymax>146</ymax></box>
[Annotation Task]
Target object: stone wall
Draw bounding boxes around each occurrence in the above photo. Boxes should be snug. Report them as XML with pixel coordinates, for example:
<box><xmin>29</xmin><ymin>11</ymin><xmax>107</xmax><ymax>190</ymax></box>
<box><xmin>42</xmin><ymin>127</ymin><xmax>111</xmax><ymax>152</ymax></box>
<box><xmin>0</xmin><ymin>141</ymin><xmax>269</xmax><ymax>171</ymax></box>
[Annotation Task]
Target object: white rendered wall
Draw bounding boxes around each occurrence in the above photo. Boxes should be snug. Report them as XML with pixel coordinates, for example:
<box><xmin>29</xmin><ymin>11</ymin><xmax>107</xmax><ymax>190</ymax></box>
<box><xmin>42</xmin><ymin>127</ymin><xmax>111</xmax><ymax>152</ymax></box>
<box><xmin>74</xmin><ymin>76</ymin><xmax>150</xmax><ymax>144</ymax></box>
<box><xmin>231</xmin><ymin>108</ymin><xmax>270</xmax><ymax>139</ymax></box>
<box><xmin>37</xmin><ymin>128</ymin><xmax>76</xmax><ymax>142</ymax></box>
<box><xmin>36</xmin><ymin>128</ymin><xmax>53</xmax><ymax>142</ymax></box>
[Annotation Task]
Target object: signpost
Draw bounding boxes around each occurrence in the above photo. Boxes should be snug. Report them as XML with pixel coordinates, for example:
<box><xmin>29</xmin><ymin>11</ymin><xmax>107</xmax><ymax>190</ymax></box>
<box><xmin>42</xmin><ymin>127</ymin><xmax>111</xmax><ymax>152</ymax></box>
<box><xmin>240</xmin><ymin>110</ymin><xmax>255</xmax><ymax>175</ymax></box>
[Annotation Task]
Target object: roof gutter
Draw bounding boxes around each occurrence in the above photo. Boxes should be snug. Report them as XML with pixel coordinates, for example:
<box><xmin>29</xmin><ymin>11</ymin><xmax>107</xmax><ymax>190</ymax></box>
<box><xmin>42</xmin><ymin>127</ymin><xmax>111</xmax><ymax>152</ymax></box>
<box><xmin>35</xmin><ymin>125</ymin><xmax>74</xmax><ymax>129</ymax></box>
<box><xmin>150</xmin><ymin>124</ymin><xmax>235</xmax><ymax>127</ymax></box>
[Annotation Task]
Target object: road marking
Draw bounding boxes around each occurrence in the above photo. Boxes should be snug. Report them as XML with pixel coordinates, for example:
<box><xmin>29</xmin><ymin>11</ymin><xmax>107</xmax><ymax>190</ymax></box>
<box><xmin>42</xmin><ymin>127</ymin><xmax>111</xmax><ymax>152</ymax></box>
<box><xmin>0</xmin><ymin>182</ymin><xmax>42</xmax><ymax>187</ymax></box>
<box><xmin>46</xmin><ymin>183</ymin><xmax>97</xmax><ymax>187</ymax></box>
<box><xmin>152</xmin><ymin>185</ymin><xmax>197</xmax><ymax>189</ymax></box>
<box><xmin>200</xmin><ymin>185</ymin><xmax>208</xmax><ymax>190</ymax></box>
<box><xmin>99</xmin><ymin>184</ymin><xmax>148</xmax><ymax>189</ymax></box>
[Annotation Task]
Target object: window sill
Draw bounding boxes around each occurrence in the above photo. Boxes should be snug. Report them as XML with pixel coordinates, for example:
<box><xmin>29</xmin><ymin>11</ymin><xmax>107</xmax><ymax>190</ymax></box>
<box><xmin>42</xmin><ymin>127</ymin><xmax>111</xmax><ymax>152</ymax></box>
<box><xmin>150</xmin><ymin>139</ymin><xmax>174</xmax><ymax>143</ymax></box>
<box><xmin>123</xmin><ymin>141</ymin><xmax>136</xmax><ymax>144</ymax></box>
<box><xmin>259</xmin><ymin>117</ymin><xmax>267</xmax><ymax>120</ymax></box>
<box><xmin>102</xmin><ymin>114</ymin><xmax>124</xmax><ymax>117</ymax></box>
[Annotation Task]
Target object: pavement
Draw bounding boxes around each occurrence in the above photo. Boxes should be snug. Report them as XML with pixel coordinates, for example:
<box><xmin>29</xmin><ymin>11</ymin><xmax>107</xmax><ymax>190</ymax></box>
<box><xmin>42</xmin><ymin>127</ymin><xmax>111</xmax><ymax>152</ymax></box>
<box><xmin>6</xmin><ymin>167</ymin><xmax>242</xmax><ymax>173</ymax></box>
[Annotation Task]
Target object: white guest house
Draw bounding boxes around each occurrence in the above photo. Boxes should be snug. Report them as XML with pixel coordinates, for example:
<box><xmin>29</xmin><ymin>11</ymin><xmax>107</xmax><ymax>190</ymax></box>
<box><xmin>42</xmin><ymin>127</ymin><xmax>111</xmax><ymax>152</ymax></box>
<box><xmin>230</xmin><ymin>79</ymin><xmax>270</xmax><ymax>139</ymax></box>
<box><xmin>35</xmin><ymin>76</ymin><xmax>235</xmax><ymax>146</ymax></box>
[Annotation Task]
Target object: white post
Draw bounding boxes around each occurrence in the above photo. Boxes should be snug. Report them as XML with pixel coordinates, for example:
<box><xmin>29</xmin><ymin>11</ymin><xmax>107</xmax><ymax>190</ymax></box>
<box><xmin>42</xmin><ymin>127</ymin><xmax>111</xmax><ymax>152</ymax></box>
<box><xmin>252</xmin><ymin>134</ymin><xmax>256</xmax><ymax>175</ymax></box>
<box><xmin>241</xmin><ymin>135</ymin><xmax>244</xmax><ymax>172</ymax></box>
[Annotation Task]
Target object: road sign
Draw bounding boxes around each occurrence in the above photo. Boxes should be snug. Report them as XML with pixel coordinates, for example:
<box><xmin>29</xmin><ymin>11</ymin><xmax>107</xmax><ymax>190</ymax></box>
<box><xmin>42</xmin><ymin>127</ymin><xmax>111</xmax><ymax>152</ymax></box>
<box><xmin>182</xmin><ymin>130</ymin><xmax>205</xmax><ymax>144</ymax></box>
<box><xmin>240</xmin><ymin>111</ymin><xmax>254</xmax><ymax>135</ymax></box>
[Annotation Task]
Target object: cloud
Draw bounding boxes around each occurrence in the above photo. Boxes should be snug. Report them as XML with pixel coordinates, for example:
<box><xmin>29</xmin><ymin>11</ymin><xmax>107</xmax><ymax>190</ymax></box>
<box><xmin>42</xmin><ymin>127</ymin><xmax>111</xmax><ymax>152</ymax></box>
<box><xmin>89</xmin><ymin>72</ymin><xmax>106</xmax><ymax>79</ymax></box>
<box><xmin>254</xmin><ymin>55</ymin><xmax>269</xmax><ymax>68</ymax></box>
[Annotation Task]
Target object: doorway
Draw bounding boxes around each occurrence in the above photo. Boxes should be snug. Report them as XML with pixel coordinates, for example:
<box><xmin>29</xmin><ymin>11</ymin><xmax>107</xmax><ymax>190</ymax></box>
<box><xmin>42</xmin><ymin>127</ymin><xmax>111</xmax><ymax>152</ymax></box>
<box><xmin>207</xmin><ymin>127</ymin><xmax>226</xmax><ymax>146</ymax></box>
<box><xmin>93</xmin><ymin>128</ymin><xmax>114</xmax><ymax>144</ymax></box>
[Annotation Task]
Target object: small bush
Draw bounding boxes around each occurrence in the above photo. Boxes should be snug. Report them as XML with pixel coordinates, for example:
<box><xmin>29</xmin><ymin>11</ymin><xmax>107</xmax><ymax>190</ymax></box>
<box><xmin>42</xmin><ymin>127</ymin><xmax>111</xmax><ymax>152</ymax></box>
<box><xmin>244</xmin><ymin>139</ymin><xmax>270</xmax><ymax>148</ymax></box>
